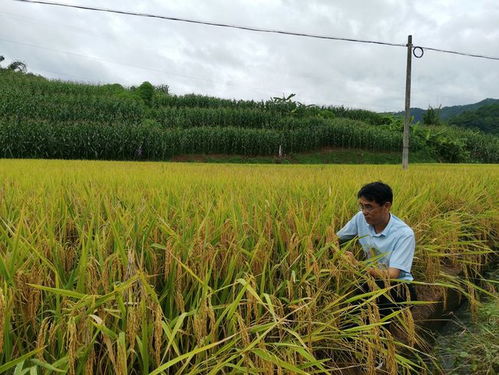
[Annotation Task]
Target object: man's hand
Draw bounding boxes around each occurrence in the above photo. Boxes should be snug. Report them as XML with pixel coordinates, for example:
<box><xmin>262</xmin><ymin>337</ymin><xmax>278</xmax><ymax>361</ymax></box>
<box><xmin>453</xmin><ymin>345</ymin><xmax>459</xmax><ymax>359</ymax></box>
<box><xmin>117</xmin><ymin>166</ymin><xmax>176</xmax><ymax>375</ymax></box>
<box><xmin>343</xmin><ymin>251</ymin><xmax>359</xmax><ymax>266</ymax></box>
<box><xmin>367</xmin><ymin>267</ymin><xmax>401</xmax><ymax>279</ymax></box>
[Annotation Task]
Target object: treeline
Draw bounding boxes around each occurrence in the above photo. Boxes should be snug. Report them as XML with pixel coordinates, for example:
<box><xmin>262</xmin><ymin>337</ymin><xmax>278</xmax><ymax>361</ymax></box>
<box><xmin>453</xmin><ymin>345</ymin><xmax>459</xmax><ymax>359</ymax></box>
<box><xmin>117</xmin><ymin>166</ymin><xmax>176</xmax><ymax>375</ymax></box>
<box><xmin>0</xmin><ymin>69</ymin><xmax>498</xmax><ymax>163</ymax></box>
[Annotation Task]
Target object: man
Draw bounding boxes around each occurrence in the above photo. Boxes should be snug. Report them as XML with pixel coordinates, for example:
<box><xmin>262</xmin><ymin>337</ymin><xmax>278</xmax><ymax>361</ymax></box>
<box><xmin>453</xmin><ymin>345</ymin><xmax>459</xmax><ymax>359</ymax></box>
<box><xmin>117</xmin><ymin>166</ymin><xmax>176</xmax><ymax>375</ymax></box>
<box><xmin>337</xmin><ymin>181</ymin><xmax>417</xmax><ymax>318</ymax></box>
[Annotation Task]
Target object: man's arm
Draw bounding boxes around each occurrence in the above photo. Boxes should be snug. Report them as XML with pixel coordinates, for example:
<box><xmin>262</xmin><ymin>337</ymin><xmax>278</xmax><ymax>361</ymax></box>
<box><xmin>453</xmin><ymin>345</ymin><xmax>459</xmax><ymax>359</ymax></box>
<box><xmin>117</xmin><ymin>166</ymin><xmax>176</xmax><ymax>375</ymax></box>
<box><xmin>387</xmin><ymin>232</ymin><xmax>415</xmax><ymax>278</ymax></box>
<box><xmin>336</xmin><ymin>212</ymin><xmax>361</xmax><ymax>243</ymax></box>
<box><xmin>342</xmin><ymin>252</ymin><xmax>400</xmax><ymax>278</ymax></box>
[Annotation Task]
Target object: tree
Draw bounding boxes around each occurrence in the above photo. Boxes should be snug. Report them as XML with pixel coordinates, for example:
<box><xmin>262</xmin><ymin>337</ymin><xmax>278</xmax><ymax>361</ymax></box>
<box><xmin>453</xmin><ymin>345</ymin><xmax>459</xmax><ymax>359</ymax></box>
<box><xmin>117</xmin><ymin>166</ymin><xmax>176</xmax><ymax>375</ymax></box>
<box><xmin>7</xmin><ymin>61</ymin><xmax>27</xmax><ymax>73</ymax></box>
<box><xmin>136</xmin><ymin>81</ymin><xmax>154</xmax><ymax>107</ymax></box>
<box><xmin>423</xmin><ymin>105</ymin><xmax>441</xmax><ymax>125</ymax></box>
<box><xmin>155</xmin><ymin>84</ymin><xmax>169</xmax><ymax>95</ymax></box>
<box><xmin>0</xmin><ymin>56</ymin><xmax>27</xmax><ymax>72</ymax></box>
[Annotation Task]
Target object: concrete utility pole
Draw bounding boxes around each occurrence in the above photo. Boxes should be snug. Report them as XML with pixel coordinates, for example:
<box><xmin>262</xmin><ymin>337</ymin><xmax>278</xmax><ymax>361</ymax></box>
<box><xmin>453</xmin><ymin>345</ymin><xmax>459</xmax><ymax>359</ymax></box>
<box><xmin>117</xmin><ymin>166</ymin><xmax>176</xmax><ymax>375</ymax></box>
<box><xmin>402</xmin><ymin>35</ymin><xmax>412</xmax><ymax>170</ymax></box>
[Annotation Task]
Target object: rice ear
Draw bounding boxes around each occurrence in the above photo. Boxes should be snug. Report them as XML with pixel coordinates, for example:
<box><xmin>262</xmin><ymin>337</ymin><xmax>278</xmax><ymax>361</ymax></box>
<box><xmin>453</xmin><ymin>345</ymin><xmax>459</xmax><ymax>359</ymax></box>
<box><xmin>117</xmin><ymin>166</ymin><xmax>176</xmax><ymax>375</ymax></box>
<box><xmin>153</xmin><ymin>302</ymin><xmax>163</xmax><ymax>366</ymax></box>
<box><xmin>0</xmin><ymin>287</ymin><xmax>5</xmax><ymax>353</ymax></box>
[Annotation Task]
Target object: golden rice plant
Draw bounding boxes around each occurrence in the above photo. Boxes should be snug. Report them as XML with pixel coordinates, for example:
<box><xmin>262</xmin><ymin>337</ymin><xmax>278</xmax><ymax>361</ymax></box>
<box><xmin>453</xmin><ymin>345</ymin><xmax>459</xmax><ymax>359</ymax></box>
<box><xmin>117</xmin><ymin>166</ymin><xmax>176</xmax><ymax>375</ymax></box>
<box><xmin>0</xmin><ymin>160</ymin><xmax>497</xmax><ymax>374</ymax></box>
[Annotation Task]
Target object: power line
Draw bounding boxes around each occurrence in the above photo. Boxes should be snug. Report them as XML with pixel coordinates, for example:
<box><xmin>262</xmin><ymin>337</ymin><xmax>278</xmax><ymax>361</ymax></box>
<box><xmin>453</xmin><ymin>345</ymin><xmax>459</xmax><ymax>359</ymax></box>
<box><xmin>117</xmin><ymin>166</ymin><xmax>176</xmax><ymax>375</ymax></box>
<box><xmin>12</xmin><ymin>0</ymin><xmax>499</xmax><ymax>61</ymax></box>
<box><xmin>1</xmin><ymin>35</ymin><xmax>396</xmax><ymax>110</ymax></box>
<box><xmin>11</xmin><ymin>0</ymin><xmax>405</xmax><ymax>48</ymax></box>
<box><xmin>0</xmin><ymin>10</ymin><xmax>97</xmax><ymax>36</ymax></box>
<box><xmin>416</xmin><ymin>45</ymin><xmax>499</xmax><ymax>61</ymax></box>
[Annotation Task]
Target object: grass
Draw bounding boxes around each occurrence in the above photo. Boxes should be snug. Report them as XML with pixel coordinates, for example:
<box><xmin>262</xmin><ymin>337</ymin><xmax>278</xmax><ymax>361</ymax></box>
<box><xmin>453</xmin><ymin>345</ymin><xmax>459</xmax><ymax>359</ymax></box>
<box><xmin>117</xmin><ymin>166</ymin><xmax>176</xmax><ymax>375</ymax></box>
<box><xmin>172</xmin><ymin>148</ymin><xmax>437</xmax><ymax>164</ymax></box>
<box><xmin>0</xmin><ymin>160</ymin><xmax>497</xmax><ymax>374</ymax></box>
<box><xmin>288</xmin><ymin>148</ymin><xmax>436</xmax><ymax>164</ymax></box>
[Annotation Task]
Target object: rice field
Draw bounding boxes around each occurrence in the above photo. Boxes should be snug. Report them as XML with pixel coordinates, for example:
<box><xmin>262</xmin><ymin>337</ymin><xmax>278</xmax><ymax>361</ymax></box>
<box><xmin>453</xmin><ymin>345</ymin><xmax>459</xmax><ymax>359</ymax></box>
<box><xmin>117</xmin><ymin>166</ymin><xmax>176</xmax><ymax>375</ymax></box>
<box><xmin>0</xmin><ymin>160</ymin><xmax>497</xmax><ymax>374</ymax></box>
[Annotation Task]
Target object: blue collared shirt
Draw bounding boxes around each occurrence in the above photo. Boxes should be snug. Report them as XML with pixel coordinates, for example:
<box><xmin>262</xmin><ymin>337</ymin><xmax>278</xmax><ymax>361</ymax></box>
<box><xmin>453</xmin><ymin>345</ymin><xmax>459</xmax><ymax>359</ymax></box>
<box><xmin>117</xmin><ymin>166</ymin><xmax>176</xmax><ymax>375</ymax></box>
<box><xmin>336</xmin><ymin>212</ymin><xmax>415</xmax><ymax>281</ymax></box>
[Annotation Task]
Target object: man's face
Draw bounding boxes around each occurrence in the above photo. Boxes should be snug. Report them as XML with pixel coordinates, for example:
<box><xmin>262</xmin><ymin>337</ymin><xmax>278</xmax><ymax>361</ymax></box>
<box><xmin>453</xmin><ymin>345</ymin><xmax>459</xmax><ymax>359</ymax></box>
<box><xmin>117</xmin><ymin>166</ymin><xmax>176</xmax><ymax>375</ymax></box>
<box><xmin>358</xmin><ymin>196</ymin><xmax>391</xmax><ymax>225</ymax></box>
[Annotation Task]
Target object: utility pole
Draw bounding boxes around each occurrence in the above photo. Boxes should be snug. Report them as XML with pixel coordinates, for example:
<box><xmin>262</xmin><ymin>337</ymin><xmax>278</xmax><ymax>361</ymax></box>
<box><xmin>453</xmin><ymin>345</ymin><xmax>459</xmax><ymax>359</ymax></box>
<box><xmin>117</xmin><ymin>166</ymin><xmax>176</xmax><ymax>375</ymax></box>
<box><xmin>402</xmin><ymin>35</ymin><xmax>412</xmax><ymax>170</ymax></box>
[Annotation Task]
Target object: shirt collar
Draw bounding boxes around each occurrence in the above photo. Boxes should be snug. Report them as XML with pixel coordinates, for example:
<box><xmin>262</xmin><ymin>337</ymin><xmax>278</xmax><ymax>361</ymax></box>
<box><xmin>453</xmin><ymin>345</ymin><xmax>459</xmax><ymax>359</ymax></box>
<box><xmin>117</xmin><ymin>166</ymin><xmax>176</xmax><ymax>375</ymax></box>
<box><xmin>370</xmin><ymin>214</ymin><xmax>393</xmax><ymax>237</ymax></box>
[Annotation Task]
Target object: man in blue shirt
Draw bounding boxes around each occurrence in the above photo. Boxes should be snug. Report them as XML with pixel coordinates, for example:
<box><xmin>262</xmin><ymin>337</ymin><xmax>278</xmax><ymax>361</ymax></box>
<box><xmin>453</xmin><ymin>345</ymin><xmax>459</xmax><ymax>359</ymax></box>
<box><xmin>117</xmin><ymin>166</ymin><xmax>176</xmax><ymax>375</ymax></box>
<box><xmin>337</xmin><ymin>181</ymin><xmax>417</xmax><ymax>320</ymax></box>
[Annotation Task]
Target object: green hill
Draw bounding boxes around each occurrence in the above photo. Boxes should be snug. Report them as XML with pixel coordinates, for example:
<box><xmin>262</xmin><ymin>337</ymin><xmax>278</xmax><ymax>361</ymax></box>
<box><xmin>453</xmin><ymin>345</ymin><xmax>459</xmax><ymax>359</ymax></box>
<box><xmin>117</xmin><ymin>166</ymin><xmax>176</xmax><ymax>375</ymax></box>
<box><xmin>448</xmin><ymin>103</ymin><xmax>499</xmax><ymax>134</ymax></box>
<box><xmin>0</xmin><ymin>69</ymin><xmax>497</xmax><ymax>163</ymax></box>
<box><xmin>393</xmin><ymin>98</ymin><xmax>499</xmax><ymax>124</ymax></box>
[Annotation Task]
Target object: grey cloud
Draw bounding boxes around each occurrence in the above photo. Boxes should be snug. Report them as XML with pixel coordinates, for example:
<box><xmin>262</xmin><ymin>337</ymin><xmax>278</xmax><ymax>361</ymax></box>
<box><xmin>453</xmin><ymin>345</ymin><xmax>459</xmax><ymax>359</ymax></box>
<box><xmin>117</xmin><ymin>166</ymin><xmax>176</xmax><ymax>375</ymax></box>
<box><xmin>1</xmin><ymin>0</ymin><xmax>498</xmax><ymax>111</ymax></box>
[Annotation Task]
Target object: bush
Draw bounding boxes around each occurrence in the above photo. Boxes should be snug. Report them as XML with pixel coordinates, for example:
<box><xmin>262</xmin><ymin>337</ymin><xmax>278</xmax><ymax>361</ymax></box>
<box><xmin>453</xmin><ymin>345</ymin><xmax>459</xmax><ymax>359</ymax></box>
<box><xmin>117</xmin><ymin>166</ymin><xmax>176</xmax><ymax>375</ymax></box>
<box><xmin>136</xmin><ymin>81</ymin><xmax>154</xmax><ymax>107</ymax></box>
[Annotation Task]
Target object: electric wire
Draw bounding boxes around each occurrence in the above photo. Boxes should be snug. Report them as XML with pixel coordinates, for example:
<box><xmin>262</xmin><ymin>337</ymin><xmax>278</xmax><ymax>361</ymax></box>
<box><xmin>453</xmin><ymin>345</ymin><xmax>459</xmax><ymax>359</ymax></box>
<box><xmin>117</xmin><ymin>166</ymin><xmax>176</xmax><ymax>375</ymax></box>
<box><xmin>11</xmin><ymin>0</ymin><xmax>406</xmax><ymax>47</ymax></box>
<box><xmin>415</xmin><ymin>45</ymin><xmax>499</xmax><ymax>61</ymax></box>
<box><xmin>12</xmin><ymin>0</ymin><xmax>499</xmax><ymax>61</ymax></box>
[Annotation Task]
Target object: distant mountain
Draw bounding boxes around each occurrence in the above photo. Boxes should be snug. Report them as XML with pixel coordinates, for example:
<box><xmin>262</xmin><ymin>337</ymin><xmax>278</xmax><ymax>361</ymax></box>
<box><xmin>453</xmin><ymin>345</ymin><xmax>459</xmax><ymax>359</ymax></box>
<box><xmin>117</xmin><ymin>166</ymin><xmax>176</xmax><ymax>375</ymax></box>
<box><xmin>392</xmin><ymin>98</ymin><xmax>499</xmax><ymax>123</ymax></box>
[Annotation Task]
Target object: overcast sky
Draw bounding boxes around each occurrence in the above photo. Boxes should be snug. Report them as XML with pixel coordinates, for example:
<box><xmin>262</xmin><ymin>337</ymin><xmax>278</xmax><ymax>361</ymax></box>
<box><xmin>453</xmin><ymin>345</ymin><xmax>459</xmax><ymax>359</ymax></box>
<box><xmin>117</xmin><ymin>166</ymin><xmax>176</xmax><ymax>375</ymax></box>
<box><xmin>1</xmin><ymin>0</ymin><xmax>498</xmax><ymax>111</ymax></box>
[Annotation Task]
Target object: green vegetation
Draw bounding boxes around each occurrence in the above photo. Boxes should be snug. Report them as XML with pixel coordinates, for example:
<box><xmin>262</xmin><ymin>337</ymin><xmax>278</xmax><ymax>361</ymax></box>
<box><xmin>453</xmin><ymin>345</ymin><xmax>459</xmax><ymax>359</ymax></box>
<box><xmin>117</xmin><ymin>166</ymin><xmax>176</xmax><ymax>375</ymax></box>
<box><xmin>422</xmin><ymin>105</ymin><xmax>441</xmax><ymax>126</ymax></box>
<box><xmin>393</xmin><ymin>98</ymin><xmax>499</xmax><ymax>124</ymax></box>
<box><xmin>0</xmin><ymin>55</ymin><xmax>27</xmax><ymax>73</ymax></box>
<box><xmin>0</xmin><ymin>69</ymin><xmax>498</xmax><ymax>163</ymax></box>
<box><xmin>411</xmin><ymin>124</ymin><xmax>498</xmax><ymax>163</ymax></box>
<box><xmin>289</xmin><ymin>148</ymin><xmax>436</xmax><ymax>164</ymax></box>
<box><xmin>136</xmin><ymin>81</ymin><xmax>155</xmax><ymax>107</ymax></box>
<box><xmin>438</xmin><ymin>98</ymin><xmax>499</xmax><ymax>120</ymax></box>
<box><xmin>433</xmin><ymin>269</ymin><xmax>498</xmax><ymax>375</ymax></box>
<box><xmin>173</xmin><ymin>148</ymin><xmax>436</xmax><ymax>164</ymax></box>
<box><xmin>449</xmin><ymin>102</ymin><xmax>499</xmax><ymax>134</ymax></box>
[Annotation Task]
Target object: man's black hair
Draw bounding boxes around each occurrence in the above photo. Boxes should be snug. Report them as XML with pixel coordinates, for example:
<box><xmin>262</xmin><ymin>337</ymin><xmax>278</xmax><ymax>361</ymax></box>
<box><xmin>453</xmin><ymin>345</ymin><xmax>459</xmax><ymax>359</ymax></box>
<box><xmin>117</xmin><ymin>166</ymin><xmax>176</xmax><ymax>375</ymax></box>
<box><xmin>357</xmin><ymin>181</ymin><xmax>393</xmax><ymax>205</ymax></box>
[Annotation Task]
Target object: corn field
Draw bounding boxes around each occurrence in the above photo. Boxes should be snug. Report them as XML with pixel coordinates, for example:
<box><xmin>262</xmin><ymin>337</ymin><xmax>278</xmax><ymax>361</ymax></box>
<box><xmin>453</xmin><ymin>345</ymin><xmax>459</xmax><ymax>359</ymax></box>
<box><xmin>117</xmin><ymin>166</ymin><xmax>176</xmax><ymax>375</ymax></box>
<box><xmin>0</xmin><ymin>160</ymin><xmax>497</xmax><ymax>374</ymax></box>
<box><xmin>1</xmin><ymin>70</ymin><xmax>498</xmax><ymax>162</ymax></box>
